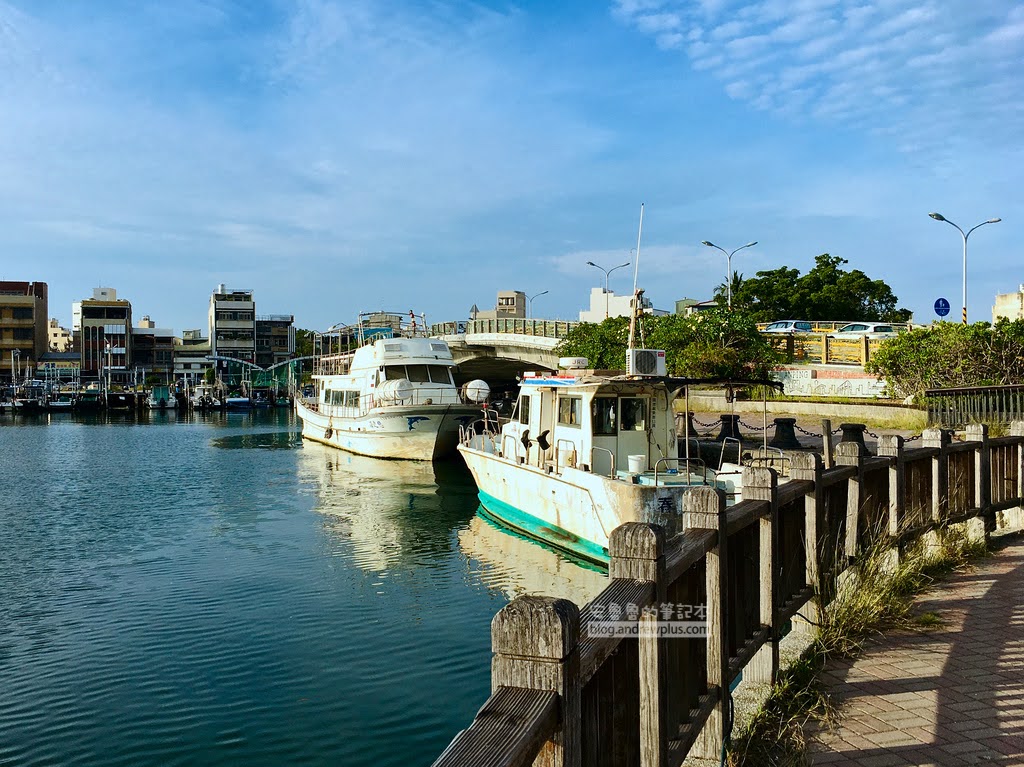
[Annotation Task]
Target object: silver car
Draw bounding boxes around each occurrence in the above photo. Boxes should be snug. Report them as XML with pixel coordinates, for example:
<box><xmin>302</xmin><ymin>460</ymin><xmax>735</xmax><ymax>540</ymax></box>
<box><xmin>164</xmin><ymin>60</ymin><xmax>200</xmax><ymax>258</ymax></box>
<box><xmin>830</xmin><ymin>322</ymin><xmax>898</xmax><ymax>338</ymax></box>
<box><xmin>763</xmin><ymin>320</ymin><xmax>813</xmax><ymax>333</ymax></box>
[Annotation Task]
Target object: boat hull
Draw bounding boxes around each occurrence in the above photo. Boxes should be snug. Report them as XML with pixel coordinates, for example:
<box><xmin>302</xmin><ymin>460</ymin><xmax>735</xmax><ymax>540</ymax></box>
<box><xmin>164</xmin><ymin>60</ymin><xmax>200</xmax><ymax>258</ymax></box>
<box><xmin>296</xmin><ymin>397</ymin><xmax>480</xmax><ymax>460</ymax></box>
<box><xmin>458</xmin><ymin>443</ymin><xmax>691</xmax><ymax>565</ymax></box>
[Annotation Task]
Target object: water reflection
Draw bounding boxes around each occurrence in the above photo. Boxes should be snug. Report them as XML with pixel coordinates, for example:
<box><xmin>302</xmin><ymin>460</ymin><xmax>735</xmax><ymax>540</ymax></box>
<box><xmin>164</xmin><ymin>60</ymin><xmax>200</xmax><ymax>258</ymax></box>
<box><xmin>297</xmin><ymin>444</ymin><xmax>478</xmax><ymax>573</ymax></box>
<box><xmin>459</xmin><ymin>513</ymin><xmax>608</xmax><ymax>607</ymax></box>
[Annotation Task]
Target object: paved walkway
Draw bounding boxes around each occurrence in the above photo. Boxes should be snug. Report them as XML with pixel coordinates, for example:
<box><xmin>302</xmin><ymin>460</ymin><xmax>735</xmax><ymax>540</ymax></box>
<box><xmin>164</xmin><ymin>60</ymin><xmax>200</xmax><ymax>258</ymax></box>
<box><xmin>809</xmin><ymin>535</ymin><xmax>1024</xmax><ymax>766</ymax></box>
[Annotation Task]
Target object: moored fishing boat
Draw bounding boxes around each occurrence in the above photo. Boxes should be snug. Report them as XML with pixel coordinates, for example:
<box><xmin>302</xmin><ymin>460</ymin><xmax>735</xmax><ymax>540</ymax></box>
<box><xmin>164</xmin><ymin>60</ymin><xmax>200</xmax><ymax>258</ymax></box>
<box><xmin>295</xmin><ymin>311</ymin><xmax>489</xmax><ymax>460</ymax></box>
<box><xmin>457</xmin><ymin>350</ymin><xmax>777</xmax><ymax>566</ymax></box>
<box><xmin>147</xmin><ymin>385</ymin><xmax>177</xmax><ymax>410</ymax></box>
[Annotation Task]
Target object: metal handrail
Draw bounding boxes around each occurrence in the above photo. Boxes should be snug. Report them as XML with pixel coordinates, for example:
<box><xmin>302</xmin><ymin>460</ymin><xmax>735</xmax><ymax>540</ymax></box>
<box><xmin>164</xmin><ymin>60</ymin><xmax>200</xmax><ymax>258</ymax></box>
<box><xmin>501</xmin><ymin>433</ymin><xmax>521</xmax><ymax>462</ymax></box>
<box><xmin>554</xmin><ymin>439</ymin><xmax>577</xmax><ymax>473</ymax></box>
<box><xmin>654</xmin><ymin>457</ymin><xmax>710</xmax><ymax>487</ymax></box>
<box><xmin>589</xmin><ymin>446</ymin><xmax>615</xmax><ymax>478</ymax></box>
<box><xmin>719</xmin><ymin>437</ymin><xmax>743</xmax><ymax>469</ymax></box>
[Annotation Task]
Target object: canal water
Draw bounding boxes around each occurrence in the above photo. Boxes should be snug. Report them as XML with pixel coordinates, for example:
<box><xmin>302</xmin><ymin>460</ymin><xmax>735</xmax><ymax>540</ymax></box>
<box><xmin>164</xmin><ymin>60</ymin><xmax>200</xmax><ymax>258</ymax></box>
<box><xmin>0</xmin><ymin>410</ymin><xmax>607</xmax><ymax>766</ymax></box>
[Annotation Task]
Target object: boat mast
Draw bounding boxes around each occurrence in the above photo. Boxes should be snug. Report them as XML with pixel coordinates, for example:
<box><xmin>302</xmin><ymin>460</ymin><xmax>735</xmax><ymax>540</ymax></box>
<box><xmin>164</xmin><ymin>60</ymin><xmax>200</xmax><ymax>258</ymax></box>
<box><xmin>627</xmin><ymin>203</ymin><xmax>645</xmax><ymax>350</ymax></box>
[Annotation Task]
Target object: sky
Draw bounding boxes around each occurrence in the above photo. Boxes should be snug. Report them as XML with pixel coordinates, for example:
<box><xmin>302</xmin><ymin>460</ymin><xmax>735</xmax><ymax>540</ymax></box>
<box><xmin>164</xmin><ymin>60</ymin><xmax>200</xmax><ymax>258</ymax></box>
<box><xmin>1</xmin><ymin>0</ymin><xmax>1021</xmax><ymax>332</ymax></box>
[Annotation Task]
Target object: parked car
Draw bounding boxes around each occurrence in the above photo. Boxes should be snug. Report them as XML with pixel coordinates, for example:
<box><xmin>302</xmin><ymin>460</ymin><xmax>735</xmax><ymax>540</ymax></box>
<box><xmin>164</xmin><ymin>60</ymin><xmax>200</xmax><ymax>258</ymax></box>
<box><xmin>763</xmin><ymin>320</ymin><xmax>814</xmax><ymax>333</ymax></box>
<box><xmin>829</xmin><ymin>322</ymin><xmax>899</xmax><ymax>338</ymax></box>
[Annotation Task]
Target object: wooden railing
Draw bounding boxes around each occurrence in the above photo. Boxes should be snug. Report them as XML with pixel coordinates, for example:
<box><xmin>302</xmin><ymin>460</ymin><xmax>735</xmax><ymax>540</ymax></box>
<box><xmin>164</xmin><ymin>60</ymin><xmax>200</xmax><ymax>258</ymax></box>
<box><xmin>432</xmin><ymin>422</ymin><xmax>1024</xmax><ymax>767</ymax></box>
<box><xmin>924</xmin><ymin>384</ymin><xmax>1024</xmax><ymax>427</ymax></box>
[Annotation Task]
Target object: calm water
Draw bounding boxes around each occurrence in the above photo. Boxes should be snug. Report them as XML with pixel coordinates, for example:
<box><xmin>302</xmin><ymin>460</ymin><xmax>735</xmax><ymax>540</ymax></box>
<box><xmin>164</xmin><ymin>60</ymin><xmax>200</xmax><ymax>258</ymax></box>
<box><xmin>0</xmin><ymin>410</ymin><xmax>606</xmax><ymax>766</ymax></box>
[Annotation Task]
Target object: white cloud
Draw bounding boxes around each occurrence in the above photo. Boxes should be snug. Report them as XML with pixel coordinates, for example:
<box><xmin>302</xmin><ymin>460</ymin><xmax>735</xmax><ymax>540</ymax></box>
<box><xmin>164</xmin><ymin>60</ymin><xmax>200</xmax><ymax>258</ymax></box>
<box><xmin>612</xmin><ymin>0</ymin><xmax>1024</xmax><ymax>162</ymax></box>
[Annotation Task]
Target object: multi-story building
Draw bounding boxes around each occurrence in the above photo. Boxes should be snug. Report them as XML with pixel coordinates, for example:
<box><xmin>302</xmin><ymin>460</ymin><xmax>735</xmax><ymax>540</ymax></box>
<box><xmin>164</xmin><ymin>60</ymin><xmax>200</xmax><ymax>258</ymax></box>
<box><xmin>579</xmin><ymin>287</ymin><xmax>665</xmax><ymax>323</ymax></box>
<box><xmin>993</xmin><ymin>285</ymin><xmax>1024</xmax><ymax>323</ymax></box>
<box><xmin>78</xmin><ymin>287</ymin><xmax>132</xmax><ymax>384</ymax></box>
<box><xmin>208</xmin><ymin>285</ymin><xmax>255</xmax><ymax>364</ymax></box>
<box><xmin>132</xmin><ymin>316</ymin><xmax>176</xmax><ymax>383</ymax></box>
<box><xmin>48</xmin><ymin>318</ymin><xmax>73</xmax><ymax>352</ymax></box>
<box><xmin>174</xmin><ymin>329</ymin><xmax>213</xmax><ymax>383</ymax></box>
<box><xmin>471</xmin><ymin>291</ymin><xmax>528</xmax><ymax>320</ymax></box>
<box><xmin>0</xmin><ymin>281</ymin><xmax>48</xmax><ymax>380</ymax></box>
<box><xmin>255</xmin><ymin>315</ymin><xmax>295</xmax><ymax>368</ymax></box>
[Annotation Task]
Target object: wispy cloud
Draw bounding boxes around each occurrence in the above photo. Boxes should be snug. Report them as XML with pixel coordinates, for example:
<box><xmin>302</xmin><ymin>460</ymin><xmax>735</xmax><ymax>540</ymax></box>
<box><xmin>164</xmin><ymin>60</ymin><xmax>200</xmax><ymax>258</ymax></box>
<box><xmin>612</xmin><ymin>0</ymin><xmax>1024</xmax><ymax>159</ymax></box>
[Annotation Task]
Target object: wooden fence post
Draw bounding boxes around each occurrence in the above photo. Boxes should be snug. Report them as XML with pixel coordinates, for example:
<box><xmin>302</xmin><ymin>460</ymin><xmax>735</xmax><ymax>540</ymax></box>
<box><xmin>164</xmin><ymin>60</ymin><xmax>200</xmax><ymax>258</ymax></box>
<box><xmin>609</xmin><ymin>523</ymin><xmax>667</xmax><ymax>767</ymax></box>
<box><xmin>1010</xmin><ymin>422</ymin><xmax>1024</xmax><ymax>531</ymax></box>
<box><xmin>821</xmin><ymin>419</ymin><xmax>834</xmax><ymax>469</ymax></box>
<box><xmin>744</xmin><ymin>467</ymin><xmax>779</xmax><ymax>685</ymax></box>
<box><xmin>922</xmin><ymin>428</ymin><xmax>950</xmax><ymax>525</ymax></box>
<box><xmin>878</xmin><ymin>435</ymin><xmax>905</xmax><ymax>539</ymax></box>
<box><xmin>491</xmin><ymin>597</ymin><xmax>581</xmax><ymax>767</ymax></box>
<box><xmin>790</xmin><ymin>451</ymin><xmax>823</xmax><ymax>630</ymax></box>
<box><xmin>836</xmin><ymin>441</ymin><xmax>868</xmax><ymax>561</ymax></box>
<box><xmin>683</xmin><ymin>487</ymin><xmax>728</xmax><ymax>760</ymax></box>
<box><xmin>965</xmin><ymin>423</ymin><xmax>991</xmax><ymax>540</ymax></box>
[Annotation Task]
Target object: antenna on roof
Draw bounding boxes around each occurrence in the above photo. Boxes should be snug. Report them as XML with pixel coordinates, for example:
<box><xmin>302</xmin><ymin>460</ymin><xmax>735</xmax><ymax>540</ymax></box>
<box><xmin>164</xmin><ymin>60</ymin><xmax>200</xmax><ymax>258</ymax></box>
<box><xmin>628</xmin><ymin>203</ymin><xmax>646</xmax><ymax>349</ymax></box>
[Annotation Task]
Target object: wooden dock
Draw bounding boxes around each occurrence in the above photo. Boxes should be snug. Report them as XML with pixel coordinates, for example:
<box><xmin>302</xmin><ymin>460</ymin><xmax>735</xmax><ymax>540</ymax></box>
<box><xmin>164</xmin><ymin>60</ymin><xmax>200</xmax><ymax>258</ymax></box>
<box><xmin>432</xmin><ymin>423</ymin><xmax>1024</xmax><ymax>767</ymax></box>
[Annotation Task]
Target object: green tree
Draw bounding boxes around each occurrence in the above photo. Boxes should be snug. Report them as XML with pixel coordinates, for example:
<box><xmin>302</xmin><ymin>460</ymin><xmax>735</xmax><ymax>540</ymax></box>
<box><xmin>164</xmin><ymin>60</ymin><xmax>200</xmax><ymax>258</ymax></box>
<box><xmin>866</xmin><ymin>320</ymin><xmax>1024</xmax><ymax>399</ymax></box>
<box><xmin>295</xmin><ymin>328</ymin><xmax>315</xmax><ymax>358</ymax></box>
<box><xmin>730</xmin><ymin>254</ymin><xmax>911</xmax><ymax>323</ymax></box>
<box><xmin>556</xmin><ymin>309</ymin><xmax>780</xmax><ymax>381</ymax></box>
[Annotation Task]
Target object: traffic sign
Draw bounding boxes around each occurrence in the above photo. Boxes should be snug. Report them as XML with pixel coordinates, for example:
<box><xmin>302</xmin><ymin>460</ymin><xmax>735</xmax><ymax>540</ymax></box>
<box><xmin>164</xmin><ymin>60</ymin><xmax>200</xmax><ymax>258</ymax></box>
<box><xmin>934</xmin><ymin>298</ymin><xmax>950</xmax><ymax>317</ymax></box>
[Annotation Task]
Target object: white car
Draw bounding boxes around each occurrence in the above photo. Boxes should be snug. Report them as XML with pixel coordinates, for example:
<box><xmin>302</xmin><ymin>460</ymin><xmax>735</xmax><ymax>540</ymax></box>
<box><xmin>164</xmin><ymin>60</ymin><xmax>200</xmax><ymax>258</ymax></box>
<box><xmin>830</xmin><ymin>322</ymin><xmax>898</xmax><ymax>338</ymax></box>
<box><xmin>763</xmin><ymin>320</ymin><xmax>813</xmax><ymax>333</ymax></box>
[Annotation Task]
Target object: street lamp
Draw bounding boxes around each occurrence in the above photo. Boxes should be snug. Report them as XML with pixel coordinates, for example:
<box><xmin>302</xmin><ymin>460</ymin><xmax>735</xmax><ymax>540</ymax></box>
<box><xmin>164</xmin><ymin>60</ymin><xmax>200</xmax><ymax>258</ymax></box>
<box><xmin>527</xmin><ymin>290</ymin><xmax>548</xmax><ymax>320</ymax></box>
<box><xmin>928</xmin><ymin>212</ymin><xmax>1001</xmax><ymax>324</ymax></box>
<box><xmin>585</xmin><ymin>260</ymin><xmax>631</xmax><ymax>319</ymax></box>
<box><xmin>701</xmin><ymin>240</ymin><xmax>758</xmax><ymax>308</ymax></box>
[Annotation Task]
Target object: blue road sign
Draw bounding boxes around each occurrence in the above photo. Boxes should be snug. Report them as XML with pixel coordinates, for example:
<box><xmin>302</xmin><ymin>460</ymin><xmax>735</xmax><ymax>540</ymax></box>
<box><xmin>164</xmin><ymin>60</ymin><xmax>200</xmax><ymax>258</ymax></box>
<box><xmin>934</xmin><ymin>298</ymin><xmax>950</xmax><ymax>317</ymax></box>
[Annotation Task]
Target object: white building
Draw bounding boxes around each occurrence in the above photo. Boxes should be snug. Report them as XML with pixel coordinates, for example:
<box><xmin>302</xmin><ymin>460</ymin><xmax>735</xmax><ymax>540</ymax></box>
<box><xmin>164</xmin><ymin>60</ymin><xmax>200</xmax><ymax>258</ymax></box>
<box><xmin>993</xmin><ymin>285</ymin><xmax>1024</xmax><ymax>323</ymax></box>
<box><xmin>208</xmin><ymin>285</ymin><xmax>255</xmax><ymax>363</ymax></box>
<box><xmin>578</xmin><ymin>288</ymin><xmax>667</xmax><ymax>323</ymax></box>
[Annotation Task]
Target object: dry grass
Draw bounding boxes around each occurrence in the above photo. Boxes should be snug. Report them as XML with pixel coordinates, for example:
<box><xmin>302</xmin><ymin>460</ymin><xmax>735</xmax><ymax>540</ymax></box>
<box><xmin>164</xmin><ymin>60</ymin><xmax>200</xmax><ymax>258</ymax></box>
<box><xmin>727</xmin><ymin>525</ymin><xmax>987</xmax><ymax>766</ymax></box>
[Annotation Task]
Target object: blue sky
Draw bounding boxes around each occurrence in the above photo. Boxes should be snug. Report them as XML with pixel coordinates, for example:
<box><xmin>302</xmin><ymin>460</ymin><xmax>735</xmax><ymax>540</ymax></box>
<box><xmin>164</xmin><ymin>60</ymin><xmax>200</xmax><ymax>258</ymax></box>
<box><xmin>2</xmin><ymin>0</ymin><xmax>1021</xmax><ymax>332</ymax></box>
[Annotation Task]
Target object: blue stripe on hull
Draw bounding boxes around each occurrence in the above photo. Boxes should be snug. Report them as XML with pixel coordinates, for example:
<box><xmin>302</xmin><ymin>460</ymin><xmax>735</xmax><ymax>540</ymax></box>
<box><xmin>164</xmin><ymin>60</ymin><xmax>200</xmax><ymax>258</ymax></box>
<box><xmin>477</xmin><ymin>490</ymin><xmax>609</xmax><ymax>566</ymax></box>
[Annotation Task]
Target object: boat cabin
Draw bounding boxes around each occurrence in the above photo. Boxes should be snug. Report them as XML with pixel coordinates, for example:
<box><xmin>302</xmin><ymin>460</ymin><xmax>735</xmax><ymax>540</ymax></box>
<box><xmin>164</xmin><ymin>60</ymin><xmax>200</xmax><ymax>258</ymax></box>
<box><xmin>505</xmin><ymin>371</ymin><xmax>678</xmax><ymax>477</ymax></box>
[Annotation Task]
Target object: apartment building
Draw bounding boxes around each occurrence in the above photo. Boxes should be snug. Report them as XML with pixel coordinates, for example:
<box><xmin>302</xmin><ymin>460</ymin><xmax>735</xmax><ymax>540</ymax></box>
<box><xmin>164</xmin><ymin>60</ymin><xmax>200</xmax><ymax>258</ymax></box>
<box><xmin>77</xmin><ymin>287</ymin><xmax>132</xmax><ymax>383</ymax></box>
<box><xmin>993</xmin><ymin>284</ymin><xmax>1024</xmax><ymax>323</ymax></box>
<box><xmin>208</xmin><ymin>285</ymin><xmax>255</xmax><ymax>363</ymax></box>
<box><xmin>132</xmin><ymin>316</ymin><xmax>175</xmax><ymax>382</ymax></box>
<box><xmin>255</xmin><ymin>315</ymin><xmax>295</xmax><ymax>368</ymax></box>
<box><xmin>0</xmin><ymin>281</ymin><xmax>48</xmax><ymax>380</ymax></box>
<box><xmin>48</xmin><ymin>318</ymin><xmax>73</xmax><ymax>352</ymax></box>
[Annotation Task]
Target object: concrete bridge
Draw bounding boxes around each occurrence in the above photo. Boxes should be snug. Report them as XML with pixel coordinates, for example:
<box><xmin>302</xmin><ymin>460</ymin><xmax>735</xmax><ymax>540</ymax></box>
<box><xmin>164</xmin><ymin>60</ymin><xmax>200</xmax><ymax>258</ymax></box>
<box><xmin>431</xmin><ymin>319</ymin><xmax>578</xmax><ymax>387</ymax></box>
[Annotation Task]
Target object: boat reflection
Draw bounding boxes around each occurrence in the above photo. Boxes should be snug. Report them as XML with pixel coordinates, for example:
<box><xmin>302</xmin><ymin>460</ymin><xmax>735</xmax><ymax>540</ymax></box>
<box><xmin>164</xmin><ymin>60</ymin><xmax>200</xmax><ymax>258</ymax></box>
<box><xmin>458</xmin><ymin>512</ymin><xmax>608</xmax><ymax>607</ymax></box>
<box><xmin>297</xmin><ymin>443</ymin><xmax>478</xmax><ymax>572</ymax></box>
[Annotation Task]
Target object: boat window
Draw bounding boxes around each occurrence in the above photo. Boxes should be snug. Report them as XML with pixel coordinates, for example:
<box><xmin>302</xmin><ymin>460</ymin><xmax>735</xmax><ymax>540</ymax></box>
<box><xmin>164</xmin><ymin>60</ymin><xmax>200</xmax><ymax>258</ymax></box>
<box><xmin>518</xmin><ymin>395</ymin><xmax>531</xmax><ymax>425</ymax></box>
<box><xmin>406</xmin><ymin>365</ymin><xmax>431</xmax><ymax>383</ymax></box>
<box><xmin>428</xmin><ymin>365</ymin><xmax>452</xmax><ymax>384</ymax></box>
<box><xmin>384</xmin><ymin>365</ymin><xmax>406</xmax><ymax>380</ymax></box>
<box><xmin>620</xmin><ymin>398</ymin><xmax>647</xmax><ymax>431</ymax></box>
<box><xmin>592</xmin><ymin>397</ymin><xmax>617</xmax><ymax>435</ymax></box>
<box><xmin>558</xmin><ymin>396</ymin><xmax>582</xmax><ymax>427</ymax></box>
<box><xmin>345</xmin><ymin>391</ymin><xmax>360</xmax><ymax>407</ymax></box>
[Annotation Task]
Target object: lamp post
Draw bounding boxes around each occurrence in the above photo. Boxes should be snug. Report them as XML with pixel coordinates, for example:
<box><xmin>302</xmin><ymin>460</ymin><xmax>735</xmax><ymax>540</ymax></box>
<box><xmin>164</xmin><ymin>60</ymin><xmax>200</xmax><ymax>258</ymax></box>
<box><xmin>10</xmin><ymin>349</ymin><xmax>20</xmax><ymax>383</ymax></box>
<box><xmin>585</xmin><ymin>260</ymin><xmax>631</xmax><ymax>319</ymax></box>
<box><xmin>527</xmin><ymin>290</ymin><xmax>548</xmax><ymax>320</ymax></box>
<box><xmin>701</xmin><ymin>240</ymin><xmax>758</xmax><ymax>309</ymax></box>
<box><xmin>928</xmin><ymin>212</ymin><xmax>1001</xmax><ymax>324</ymax></box>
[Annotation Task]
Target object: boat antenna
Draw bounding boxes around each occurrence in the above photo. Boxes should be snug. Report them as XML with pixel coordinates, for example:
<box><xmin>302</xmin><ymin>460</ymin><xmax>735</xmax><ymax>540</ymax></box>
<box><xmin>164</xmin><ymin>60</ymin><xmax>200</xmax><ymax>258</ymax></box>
<box><xmin>627</xmin><ymin>203</ymin><xmax>646</xmax><ymax>349</ymax></box>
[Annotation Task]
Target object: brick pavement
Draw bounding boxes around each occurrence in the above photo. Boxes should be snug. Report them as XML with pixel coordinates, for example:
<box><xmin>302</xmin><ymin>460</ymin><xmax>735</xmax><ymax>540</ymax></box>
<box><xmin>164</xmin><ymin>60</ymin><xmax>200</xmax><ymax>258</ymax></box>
<box><xmin>809</xmin><ymin>536</ymin><xmax>1024</xmax><ymax>766</ymax></box>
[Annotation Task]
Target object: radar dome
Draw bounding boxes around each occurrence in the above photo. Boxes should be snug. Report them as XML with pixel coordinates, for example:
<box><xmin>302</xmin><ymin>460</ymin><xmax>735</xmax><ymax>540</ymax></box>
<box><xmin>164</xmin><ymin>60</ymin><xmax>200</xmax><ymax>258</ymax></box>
<box><xmin>463</xmin><ymin>379</ymin><xmax>490</xmax><ymax>404</ymax></box>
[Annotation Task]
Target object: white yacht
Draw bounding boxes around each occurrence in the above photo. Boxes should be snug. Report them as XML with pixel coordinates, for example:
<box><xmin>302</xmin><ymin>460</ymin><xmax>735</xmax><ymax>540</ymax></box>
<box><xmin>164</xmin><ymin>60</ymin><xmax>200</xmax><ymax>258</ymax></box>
<box><xmin>295</xmin><ymin>313</ymin><xmax>489</xmax><ymax>461</ymax></box>
<box><xmin>457</xmin><ymin>352</ymin><xmax>751</xmax><ymax>565</ymax></box>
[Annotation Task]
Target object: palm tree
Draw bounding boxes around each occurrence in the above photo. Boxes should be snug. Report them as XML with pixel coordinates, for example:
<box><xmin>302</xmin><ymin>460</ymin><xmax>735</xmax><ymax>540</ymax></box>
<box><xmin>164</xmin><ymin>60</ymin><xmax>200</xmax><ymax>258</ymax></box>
<box><xmin>713</xmin><ymin>270</ymin><xmax>744</xmax><ymax>307</ymax></box>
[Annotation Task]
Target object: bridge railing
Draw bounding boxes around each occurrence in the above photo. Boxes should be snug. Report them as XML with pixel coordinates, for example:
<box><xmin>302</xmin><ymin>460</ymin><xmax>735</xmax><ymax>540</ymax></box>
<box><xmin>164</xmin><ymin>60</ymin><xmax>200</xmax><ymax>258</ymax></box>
<box><xmin>763</xmin><ymin>333</ymin><xmax>890</xmax><ymax>366</ymax></box>
<box><xmin>431</xmin><ymin>423</ymin><xmax>1024</xmax><ymax>767</ymax></box>
<box><xmin>431</xmin><ymin>319</ymin><xmax>579</xmax><ymax>338</ymax></box>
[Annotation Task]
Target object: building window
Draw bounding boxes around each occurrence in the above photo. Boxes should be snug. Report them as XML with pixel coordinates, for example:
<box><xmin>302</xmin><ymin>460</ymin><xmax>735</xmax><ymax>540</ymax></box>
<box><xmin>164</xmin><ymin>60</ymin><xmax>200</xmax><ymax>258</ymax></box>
<box><xmin>13</xmin><ymin>329</ymin><xmax>32</xmax><ymax>341</ymax></box>
<box><xmin>12</xmin><ymin>307</ymin><xmax>33</xmax><ymax>320</ymax></box>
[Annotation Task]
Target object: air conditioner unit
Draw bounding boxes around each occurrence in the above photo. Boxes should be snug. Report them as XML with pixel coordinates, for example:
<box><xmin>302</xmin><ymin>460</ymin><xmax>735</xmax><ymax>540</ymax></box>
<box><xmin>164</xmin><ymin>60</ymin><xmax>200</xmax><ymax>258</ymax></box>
<box><xmin>626</xmin><ymin>348</ymin><xmax>666</xmax><ymax>376</ymax></box>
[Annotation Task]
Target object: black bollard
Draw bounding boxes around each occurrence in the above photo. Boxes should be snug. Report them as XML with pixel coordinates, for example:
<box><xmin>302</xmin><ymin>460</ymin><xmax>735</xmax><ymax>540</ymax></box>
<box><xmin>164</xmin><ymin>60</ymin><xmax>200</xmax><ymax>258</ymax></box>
<box><xmin>675</xmin><ymin>411</ymin><xmax>697</xmax><ymax>438</ymax></box>
<box><xmin>838</xmin><ymin>423</ymin><xmax>869</xmax><ymax>454</ymax></box>
<box><xmin>769</xmin><ymin>417</ymin><xmax>802</xmax><ymax>450</ymax></box>
<box><xmin>716</xmin><ymin>413</ymin><xmax>742</xmax><ymax>442</ymax></box>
